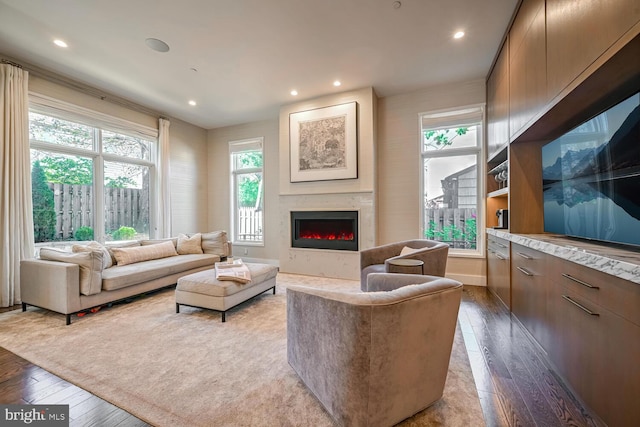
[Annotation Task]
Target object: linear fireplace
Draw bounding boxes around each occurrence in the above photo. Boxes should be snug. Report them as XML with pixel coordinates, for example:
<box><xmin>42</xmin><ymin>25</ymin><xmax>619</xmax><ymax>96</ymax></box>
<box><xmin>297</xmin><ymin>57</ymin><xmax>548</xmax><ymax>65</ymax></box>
<box><xmin>291</xmin><ymin>210</ymin><xmax>358</xmax><ymax>251</ymax></box>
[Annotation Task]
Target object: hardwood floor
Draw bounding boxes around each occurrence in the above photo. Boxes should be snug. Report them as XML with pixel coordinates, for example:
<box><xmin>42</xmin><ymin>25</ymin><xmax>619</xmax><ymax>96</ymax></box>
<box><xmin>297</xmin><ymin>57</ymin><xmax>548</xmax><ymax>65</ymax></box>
<box><xmin>459</xmin><ymin>286</ymin><xmax>605</xmax><ymax>427</ymax></box>
<box><xmin>1</xmin><ymin>287</ymin><xmax>604</xmax><ymax>426</ymax></box>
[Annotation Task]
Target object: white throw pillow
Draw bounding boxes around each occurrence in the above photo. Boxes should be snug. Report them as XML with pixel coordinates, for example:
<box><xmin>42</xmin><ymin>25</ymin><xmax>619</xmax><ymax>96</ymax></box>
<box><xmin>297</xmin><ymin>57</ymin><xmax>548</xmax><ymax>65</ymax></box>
<box><xmin>177</xmin><ymin>233</ymin><xmax>203</xmax><ymax>255</ymax></box>
<box><xmin>400</xmin><ymin>246</ymin><xmax>421</xmax><ymax>256</ymax></box>
<box><xmin>201</xmin><ymin>230</ymin><xmax>229</xmax><ymax>256</ymax></box>
<box><xmin>72</xmin><ymin>241</ymin><xmax>113</xmax><ymax>269</ymax></box>
<box><xmin>111</xmin><ymin>240</ymin><xmax>177</xmax><ymax>266</ymax></box>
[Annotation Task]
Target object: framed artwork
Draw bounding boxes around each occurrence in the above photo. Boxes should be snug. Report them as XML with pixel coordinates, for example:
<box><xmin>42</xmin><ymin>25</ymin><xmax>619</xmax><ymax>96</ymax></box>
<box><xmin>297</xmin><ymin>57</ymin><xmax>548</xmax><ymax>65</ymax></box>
<box><xmin>289</xmin><ymin>101</ymin><xmax>357</xmax><ymax>182</ymax></box>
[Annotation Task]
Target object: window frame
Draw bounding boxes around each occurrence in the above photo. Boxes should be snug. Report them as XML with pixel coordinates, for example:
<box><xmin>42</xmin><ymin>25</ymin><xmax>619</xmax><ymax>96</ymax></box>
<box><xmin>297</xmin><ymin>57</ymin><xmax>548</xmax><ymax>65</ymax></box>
<box><xmin>29</xmin><ymin>97</ymin><xmax>158</xmax><ymax>244</ymax></box>
<box><xmin>229</xmin><ymin>137</ymin><xmax>264</xmax><ymax>246</ymax></box>
<box><xmin>419</xmin><ymin>104</ymin><xmax>485</xmax><ymax>257</ymax></box>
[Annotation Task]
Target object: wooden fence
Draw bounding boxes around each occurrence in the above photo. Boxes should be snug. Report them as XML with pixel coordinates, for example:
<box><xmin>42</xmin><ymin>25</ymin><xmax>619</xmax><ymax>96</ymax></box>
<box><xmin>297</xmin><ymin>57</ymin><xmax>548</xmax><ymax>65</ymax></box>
<box><xmin>424</xmin><ymin>207</ymin><xmax>477</xmax><ymax>249</ymax></box>
<box><xmin>238</xmin><ymin>206</ymin><xmax>263</xmax><ymax>241</ymax></box>
<box><xmin>48</xmin><ymin>183</ymin><xmax>148</xmax><ymax>240</ymax></box>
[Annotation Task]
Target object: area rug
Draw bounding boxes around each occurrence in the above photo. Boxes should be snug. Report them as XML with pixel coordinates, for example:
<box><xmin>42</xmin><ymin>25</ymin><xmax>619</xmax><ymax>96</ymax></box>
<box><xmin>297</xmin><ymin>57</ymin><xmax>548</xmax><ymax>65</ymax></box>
<box><xmin>0</xmin><ymin>273</ymin><xmax>484</xmax><ymax>426</ymax></box>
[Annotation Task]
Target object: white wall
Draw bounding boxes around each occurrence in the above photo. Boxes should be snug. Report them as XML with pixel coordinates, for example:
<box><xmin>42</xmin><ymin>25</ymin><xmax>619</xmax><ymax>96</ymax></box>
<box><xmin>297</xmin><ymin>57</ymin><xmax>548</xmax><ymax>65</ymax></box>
<box><xmin>377</xmin><ymin>79</ymin><xmax>487</xmax><ymax>285</ymax></box>
<box><xmin>207</xmin><ymin>120</ymin><xmax>280</xmax><ymax>262</ymax></box>
<box><xmin>28</xmin><ymin>75</ymin><xmax>209</xmax><ymax>236</ymax></box>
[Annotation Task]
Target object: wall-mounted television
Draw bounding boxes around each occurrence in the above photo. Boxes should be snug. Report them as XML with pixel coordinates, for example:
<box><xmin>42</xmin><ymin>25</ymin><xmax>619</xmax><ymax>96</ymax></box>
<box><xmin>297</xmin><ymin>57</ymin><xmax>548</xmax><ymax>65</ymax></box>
<box><xmin>542</xmin><ymin>91</ymin><xmax>640</xmax><ymax>247</ymax></box>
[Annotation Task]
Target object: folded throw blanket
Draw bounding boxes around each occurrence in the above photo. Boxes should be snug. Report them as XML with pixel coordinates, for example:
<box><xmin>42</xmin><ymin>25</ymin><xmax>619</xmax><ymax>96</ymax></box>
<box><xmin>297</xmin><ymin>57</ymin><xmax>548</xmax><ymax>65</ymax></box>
<box><xmin>215</xmin><ymin>259</ymin><xmax>252</xmax><ymax>284</ymax></box>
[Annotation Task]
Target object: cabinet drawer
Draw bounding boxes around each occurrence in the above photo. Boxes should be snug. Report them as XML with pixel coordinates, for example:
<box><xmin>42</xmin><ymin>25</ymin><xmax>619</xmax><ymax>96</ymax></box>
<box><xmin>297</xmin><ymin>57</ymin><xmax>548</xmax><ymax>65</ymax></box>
<box><xmin>511</xmin><ymin>243</ymin><xmax>545</xmax><ymax>275</ymax></box>
<box><xmin>549</xmin><ymin>258</ymin><xmax>640</xmax><ymax>326</ymax></box>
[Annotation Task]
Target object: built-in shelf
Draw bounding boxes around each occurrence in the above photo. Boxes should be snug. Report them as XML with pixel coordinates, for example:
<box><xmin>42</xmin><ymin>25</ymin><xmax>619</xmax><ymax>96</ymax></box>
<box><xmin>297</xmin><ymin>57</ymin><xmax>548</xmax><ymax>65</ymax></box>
<box><xmin>488</xmin><ymin>187</ymin><xmax>509</xmax><ymax>198</ymax></box>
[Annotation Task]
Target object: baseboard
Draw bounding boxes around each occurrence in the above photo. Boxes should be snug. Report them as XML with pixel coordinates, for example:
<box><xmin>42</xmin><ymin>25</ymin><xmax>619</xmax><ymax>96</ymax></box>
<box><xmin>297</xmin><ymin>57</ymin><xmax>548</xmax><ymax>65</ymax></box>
<box><xmin>446</xmin><ymin>273</ymin><xmax>486</xmax><ymax>287</ymax></box>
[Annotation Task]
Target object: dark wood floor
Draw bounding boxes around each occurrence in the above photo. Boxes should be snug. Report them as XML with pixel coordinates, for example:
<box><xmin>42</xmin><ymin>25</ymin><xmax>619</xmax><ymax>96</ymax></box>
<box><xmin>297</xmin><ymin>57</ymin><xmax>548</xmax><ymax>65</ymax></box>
<box><xmin>1</xmin><ymin>287</ymin><xmax>604</xmax><ymax>427</ymax></box>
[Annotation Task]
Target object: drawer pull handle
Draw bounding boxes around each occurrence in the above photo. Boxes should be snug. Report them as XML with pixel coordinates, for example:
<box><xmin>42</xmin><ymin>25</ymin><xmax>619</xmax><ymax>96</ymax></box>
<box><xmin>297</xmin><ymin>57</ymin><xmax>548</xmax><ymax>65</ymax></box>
<box><xmin>562</xmin><ymin>295</ymin><xmax>599</xmax><ymax>316</ymax></box>
<box><xmin>496</xmin><ymin>253</ymin><xmax>506</xmax><ymax>260</ymax></box>
<box><xmin>517</xmin><ymin>252</ymin><xmax>534</xmax><ymax>260</ymax></box>
<box><xmin>561</xmin><ymin>273</ymin><xmax>599</xmax><ymax>290</ymax></box>
<box><xmin>516</xmin><ymin>266</ymin><xmax>533</xmax><ymax>276</ymax></box>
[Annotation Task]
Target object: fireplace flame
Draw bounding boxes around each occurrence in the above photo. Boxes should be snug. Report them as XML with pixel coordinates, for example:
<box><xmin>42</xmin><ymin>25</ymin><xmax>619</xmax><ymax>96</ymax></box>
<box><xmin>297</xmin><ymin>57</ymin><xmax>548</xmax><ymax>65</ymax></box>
<box><xmin>299</xmin><ymin>231</ymin><xmax>354</xmax><ymax>241</ymax></box>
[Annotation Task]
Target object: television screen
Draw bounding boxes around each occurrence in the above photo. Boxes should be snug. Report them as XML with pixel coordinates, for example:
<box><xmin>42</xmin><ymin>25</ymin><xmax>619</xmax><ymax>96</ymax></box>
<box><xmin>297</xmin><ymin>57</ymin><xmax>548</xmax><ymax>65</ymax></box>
<box><xmin>542</xmin><ymin>91</ymin><xmax>640</xmax><ymax>247</ymax></box>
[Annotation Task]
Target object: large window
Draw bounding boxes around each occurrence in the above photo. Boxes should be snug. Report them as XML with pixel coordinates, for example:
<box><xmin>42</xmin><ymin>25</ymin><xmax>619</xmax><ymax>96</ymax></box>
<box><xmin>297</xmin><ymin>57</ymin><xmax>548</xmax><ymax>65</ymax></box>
<box><xmin>420</xmin><ymin>105</ymin><xmax>484</xmax><ymax>255</ymax></box>
<box><xmin>230</xmin><ymin>138</ymin><xmax>264</xmax><ymax>244</ymax></box>
<box><xmin>29</xmin><ymin>102</ymin><xmax>156</xmax><ymax>244</ymax></box>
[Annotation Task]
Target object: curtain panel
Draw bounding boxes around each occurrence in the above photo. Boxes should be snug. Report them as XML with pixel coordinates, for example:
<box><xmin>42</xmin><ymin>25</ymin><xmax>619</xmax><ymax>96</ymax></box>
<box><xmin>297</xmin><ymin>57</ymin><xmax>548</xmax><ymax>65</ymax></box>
<box><xmin>0</xmin><ymin>63</ymin><xmax>35</xmax><ymax>307</ymax></box>
<box><xmin>157</xmin><ymin>118</ymin><xmax>171</xmax><ymax>238</ymax></box>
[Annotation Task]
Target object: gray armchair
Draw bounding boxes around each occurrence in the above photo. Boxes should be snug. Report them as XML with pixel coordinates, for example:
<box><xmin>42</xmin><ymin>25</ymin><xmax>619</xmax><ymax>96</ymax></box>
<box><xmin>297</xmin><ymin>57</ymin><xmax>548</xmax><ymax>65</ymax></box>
<box><xmin>360</xmin><ymin>239</ymin><xmax>449</xmax><ymax>290</ymax></box>
<box><xmin>287</xmin><ymin>273</ymin><xmax>463</xmax><ymax>427</ymax></box>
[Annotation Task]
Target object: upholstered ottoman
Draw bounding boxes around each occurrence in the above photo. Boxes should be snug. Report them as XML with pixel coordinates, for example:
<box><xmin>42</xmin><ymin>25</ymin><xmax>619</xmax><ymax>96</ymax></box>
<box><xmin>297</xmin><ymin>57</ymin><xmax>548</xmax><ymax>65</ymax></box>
<box><xmin>175</xmin><ymin>263</ymin><xmax>278</xmax><ymax>322</ymax></box>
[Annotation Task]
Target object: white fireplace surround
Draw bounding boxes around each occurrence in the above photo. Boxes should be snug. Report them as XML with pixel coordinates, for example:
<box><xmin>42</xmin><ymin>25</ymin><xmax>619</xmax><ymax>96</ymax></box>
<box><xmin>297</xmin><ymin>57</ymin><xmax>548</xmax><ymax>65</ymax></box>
<box><xmin>279</xmin><ymin>192</ymin><xmax>375</xmax><ymax>280</ymax></box>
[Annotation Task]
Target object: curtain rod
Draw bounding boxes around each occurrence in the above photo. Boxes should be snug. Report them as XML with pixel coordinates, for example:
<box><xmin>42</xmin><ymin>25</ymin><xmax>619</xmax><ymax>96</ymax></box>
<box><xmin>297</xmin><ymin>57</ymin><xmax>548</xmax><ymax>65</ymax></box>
<box><xmin>1</xmin><ymin>55</ymin><xmax>164</xmax><ymax>119</ymax></box>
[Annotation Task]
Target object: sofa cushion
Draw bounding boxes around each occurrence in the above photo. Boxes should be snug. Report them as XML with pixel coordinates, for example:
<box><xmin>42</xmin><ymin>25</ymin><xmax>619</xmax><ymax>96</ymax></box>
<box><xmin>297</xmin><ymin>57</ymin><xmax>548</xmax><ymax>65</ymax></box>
<box><xmin>39</xmin><ymin>247</ymin><xmax>104</xmax><ymax>296</ymax></box>
<box><xmin>105</xmin><ymin>240</ymin><xmax>141</xmax><ymax>265</ymax></box>
<box><xmin>72</xmin><ymin>241</ymin><xmax>113</xmax><ymax>269</ymax></box>
<box><xmin>177</xmin><ymin>233</ymin><xmax>203</xmax><ymax>255</ymax></box>
<box><xmin>101</xmin><ymin>254</ymin><xmax>218</xmax><ymax>291</ymax></box>
<box><xmin>400</xmin><ymin>246</ymin><xmax>420</xmax><ymax>256</ymax></box>
<box><xmin>201</xmin><ymin>230</ymin><xmax>229</xmax><ymax>256</ymax></box>
<box><xmin>140</xmin><ymin>237</ymin><xmax>178</xmax><ymax>248</ymax></box>
<box><xmin>111</xmin><ymin>240</ymin><xmax>177</xmax><ymax>266</ymax></box>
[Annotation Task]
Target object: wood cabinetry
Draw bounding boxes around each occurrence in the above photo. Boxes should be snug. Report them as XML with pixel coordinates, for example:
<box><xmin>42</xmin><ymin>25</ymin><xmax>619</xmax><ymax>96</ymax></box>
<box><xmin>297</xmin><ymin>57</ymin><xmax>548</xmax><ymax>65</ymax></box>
<box><xmin>546</xmin><ymin>0</ymin><xmax>640</xmax><ymax>102</ymax></box>
<box><xmin>486</xmin><ymin>38</ymin><xmax>510</xmax><ymax>161</ymax></box>
<box><xmin>510</xmin><ymin>243</ymin><xmax>550</xmax><ymax>348</ymax></box>
<box><xmin>509</xmin><ymin>0</ymin><xmax>547</xmax><ymax>139</ymax></box>
<box><xmin>487</xmin><ymin>235</ymin><xmax>510</xmax><ymax>309</ymax></box>
<box><xmin>547</xmin><ymin>256</ymin><xmax>640</xmax><ymax>427</ymax></box>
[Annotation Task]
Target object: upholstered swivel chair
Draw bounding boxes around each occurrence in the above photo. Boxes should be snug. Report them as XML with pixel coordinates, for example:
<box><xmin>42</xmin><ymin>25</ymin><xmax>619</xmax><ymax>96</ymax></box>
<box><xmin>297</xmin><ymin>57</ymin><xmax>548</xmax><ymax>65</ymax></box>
<box><xmin>287</xmin><ymin>273</ymin><xmax>463</xmax><ymax>427</ymax></box>
<box><xmin>360</xmin><ymin>239</ymin><xmax>449</xmax><ymax>290</ymax></box>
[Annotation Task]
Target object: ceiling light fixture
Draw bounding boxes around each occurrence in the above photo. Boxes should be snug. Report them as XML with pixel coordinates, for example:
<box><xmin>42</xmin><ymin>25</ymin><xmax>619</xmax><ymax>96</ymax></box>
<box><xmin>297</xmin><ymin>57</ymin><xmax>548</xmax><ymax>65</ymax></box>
<box><xmin>145</xmin><ymin>38</ymin><xmax>170</xmax><ymax>53</ymax></box>
<box><xmin>333</xmin><ymin>80</ymin><xmax>341</xmax><ymax>87</ymax></box>
<box><xmin>188</xmin><ymin>100</ymin><xmax>197</xmax><ymax>106</ymax></box>
<box><xmin>393</xmin><ymin>1</ymin><xmax>402</xmax><ymax>9</ymax></box>
<box><xmin>53</xmin><ymin>39</ymin><xmax>68</xmax><ymax>48</ymax></box>
<box><xmin>454</xmin><ymin>31</ymin><xmax>465</xmax><ymax>39</ymax></box>
<box><xmin>290</xmin><ymin>90</ymin><xmax>298</xmax><ymax>96</ymax></box>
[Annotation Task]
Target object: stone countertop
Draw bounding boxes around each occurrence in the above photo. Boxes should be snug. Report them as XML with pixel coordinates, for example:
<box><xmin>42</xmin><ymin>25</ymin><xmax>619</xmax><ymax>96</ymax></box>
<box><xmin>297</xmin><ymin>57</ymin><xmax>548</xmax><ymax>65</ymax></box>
<box><xmin>487</xmin><ymin>229</ymin><xmax>640</xmax><ymax>285</ymax></box>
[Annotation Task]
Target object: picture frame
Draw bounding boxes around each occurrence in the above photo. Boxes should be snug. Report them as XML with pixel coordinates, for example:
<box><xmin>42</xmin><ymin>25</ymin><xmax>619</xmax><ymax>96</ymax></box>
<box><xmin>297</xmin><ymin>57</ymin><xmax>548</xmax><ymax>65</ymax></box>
<box><xmin>289</xmin><ymin>101</ymin><xmax>357</xmax><ymax>182</ymax></box>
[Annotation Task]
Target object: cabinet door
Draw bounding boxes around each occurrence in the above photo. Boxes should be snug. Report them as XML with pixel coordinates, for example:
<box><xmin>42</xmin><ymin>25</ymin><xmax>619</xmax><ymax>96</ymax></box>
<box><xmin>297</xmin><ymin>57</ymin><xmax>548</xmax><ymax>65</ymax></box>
<box><xmin>509</xmin><ymin>0</ymin><xmax>547</xmax><ymax>138</ymax></box>
<box><xmin>487</xmin><ymin>236</ymin><xmax>510</xmax><ymax>309</ymax></box>
<box><xmin>511</xmin><ymin>244</ymin><xmax>549</xmax><ymax>347</ymax></box>
<box><xmin>486</xmin><ymin>38</ymin><xmax>510</xmax><ymax>160</ymax></box>
<box><xmin>546</xmin><ymin>0</ymin><xmax>640</xmax><ymax>101</ymax></box>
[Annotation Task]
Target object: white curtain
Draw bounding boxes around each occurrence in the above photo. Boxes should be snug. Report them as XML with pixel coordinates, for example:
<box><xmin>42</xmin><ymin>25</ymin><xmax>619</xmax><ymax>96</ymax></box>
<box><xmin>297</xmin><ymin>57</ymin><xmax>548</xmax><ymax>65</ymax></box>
<box><xmin>157</xmin><ymin>118</ymin><xmax>171</xmax><ymax>238</ymax></box>
<box><xmin>0</xmin><ymin>63</ymin><xmax>34</xmax><ymax>307</ymax></box>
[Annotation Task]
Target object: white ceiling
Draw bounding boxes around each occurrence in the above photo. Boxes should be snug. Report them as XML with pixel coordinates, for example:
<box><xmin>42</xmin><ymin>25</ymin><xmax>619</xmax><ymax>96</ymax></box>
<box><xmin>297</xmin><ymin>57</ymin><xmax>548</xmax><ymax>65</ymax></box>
<box><xmin>0</xmin><ymin>0</ymin><xmax>518</xmax><ymax>129</ymax></box>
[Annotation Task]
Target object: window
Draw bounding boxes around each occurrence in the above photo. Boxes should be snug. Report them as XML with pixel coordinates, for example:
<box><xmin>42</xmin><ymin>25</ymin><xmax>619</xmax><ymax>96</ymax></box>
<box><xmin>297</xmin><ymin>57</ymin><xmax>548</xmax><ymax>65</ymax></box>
<box><xmin>29</xmin><ymin>101</ymin><xmax>157</xmax><ymax>244</ymax></box>
<box><xmin>230</xmin><ymin>138</ymin><xmax>264</xmax><ymax>244</ymax></box>
<box><xmin>420</xmin><ymin>105</ymin><xmax>484</xmax><ymax>255</ymax></box>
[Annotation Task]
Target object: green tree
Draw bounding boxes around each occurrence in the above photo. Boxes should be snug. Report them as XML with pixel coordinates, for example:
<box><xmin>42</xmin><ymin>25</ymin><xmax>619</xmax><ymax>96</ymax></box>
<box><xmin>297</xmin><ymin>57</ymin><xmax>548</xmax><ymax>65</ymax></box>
<box><xmin>39</xmin><ymin>156</ymin><xmax>92</xmax><ymax>185</ymax></box>
<box><xmin>31</xmin><ymin>160</ymin><xmax>57</xmax><ymax>242</ymax></box>
<box><xmin>423</xmin><ymin>127</ymin><xmax>468</xmax><ymax>148</ymax></box>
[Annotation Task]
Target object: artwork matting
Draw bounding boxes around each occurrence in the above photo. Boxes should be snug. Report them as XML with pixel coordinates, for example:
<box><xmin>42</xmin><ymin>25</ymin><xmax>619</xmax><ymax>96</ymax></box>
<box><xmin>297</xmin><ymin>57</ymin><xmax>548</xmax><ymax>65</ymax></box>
<box><xmin>289</xmin><ymin>101</ymin><xmax>357</xmax><ymax>182</ymax></box>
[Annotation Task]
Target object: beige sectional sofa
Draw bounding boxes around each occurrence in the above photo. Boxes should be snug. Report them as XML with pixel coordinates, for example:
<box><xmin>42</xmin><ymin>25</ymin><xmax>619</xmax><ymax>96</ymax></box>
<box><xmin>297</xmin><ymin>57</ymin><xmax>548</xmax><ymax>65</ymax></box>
<box><xmin>20</xmin><ymin>232</ymin><xmax>231</xmax><ymax>324</ymax></box>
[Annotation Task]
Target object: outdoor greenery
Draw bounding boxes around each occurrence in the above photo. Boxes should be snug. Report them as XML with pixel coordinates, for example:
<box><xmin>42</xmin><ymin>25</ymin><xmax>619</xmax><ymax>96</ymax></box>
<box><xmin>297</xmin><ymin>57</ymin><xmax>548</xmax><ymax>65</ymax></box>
<box><xmin>111</xmin><ymin>226</ymin><xmax>136</xmax><ymax>241</ymax></box>
<box><xmin>424</xmin><ymin>215</ymin><xmax>477</xmax><ymax>249</ymax></box>
<box><xmin>423</xmin><ymin>127</ymin><xmax>468</xmax><ymax>148</ymax></box>
<box><xmin>31</xmin><ymin>160</ymin><xmax>56</xmax><ymax>242</ymax></box>
<box><xmin>74</xmin><ymin>226</ymin><xmax>94</xmax><ymax>241</ymax></box>
<box><xmin>236</xmin><ymin>151</ymin><xmax>263</xmax><ymax>208</ymax></box>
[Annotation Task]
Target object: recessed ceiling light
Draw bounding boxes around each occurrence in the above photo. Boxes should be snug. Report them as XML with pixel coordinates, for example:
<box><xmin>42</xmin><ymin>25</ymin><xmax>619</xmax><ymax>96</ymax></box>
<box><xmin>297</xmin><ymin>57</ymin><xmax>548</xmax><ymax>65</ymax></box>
<box><xmin>145</xmin><ymin>38</ymin><xmax>170</xmax><ymax>53</ymax></box>
<box><xmin>454</xmin><ymin>31</ymin><xmax>465</xmax><ymax>39</ymax></box>
<box><xmin>53</xmin><ymin>39</ymin><xmax>68</xmax><ymax>48</ymax></box>
<box><xmin>290</xmin><ymin>90</ymin><xmax>298</xmax><ymax>96</ymax></box>
<box><xmin>188</xmin><ymin>100</ymin><xmax>197</xmax><ymax>106</ymax></box>
<box><xmin>333</xmin><ymin>80</ymin><xmax>341</xmax><ymax>87</ymax></box>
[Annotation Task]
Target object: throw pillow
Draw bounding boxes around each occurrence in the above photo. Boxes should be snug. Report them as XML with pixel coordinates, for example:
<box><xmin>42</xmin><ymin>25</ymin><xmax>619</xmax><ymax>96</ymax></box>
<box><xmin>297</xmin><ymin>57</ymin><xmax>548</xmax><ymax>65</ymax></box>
<box><xmin>400</xmin><ymin>246</ymin><xmax>421</xmax><ymax>256</ymax></box>
<box><xmin>105</xmin><ymin>240</ymin><xmax>141</xmax><ymax>265</ymax></box>
<box><xmin>201</xmin><ymin>230</ymin><xmax>229</xmax><ymax>256</ymax></box>
<box><xmin>140</xmin><ymin>237</ymin><xmax>178</xmax><ymax>248</ymax></box>
<box><xmin>72</xmin><ymin>241</ymin><xmax>113</xmax><ymax>269</ymax></box>
<box><xmin>177</xmin><ymin>233</ymin><xmax>203</xmax><ymax>255</ymax></box>
<box><xmin>39</xmin><ymin>247</ymin><xmax>104</xmax><ymax>296</ymax></box>
<box><xmin>111</xmin><ymin>240</ymin><xmax>178</xmax><ymax>266</ymax></box>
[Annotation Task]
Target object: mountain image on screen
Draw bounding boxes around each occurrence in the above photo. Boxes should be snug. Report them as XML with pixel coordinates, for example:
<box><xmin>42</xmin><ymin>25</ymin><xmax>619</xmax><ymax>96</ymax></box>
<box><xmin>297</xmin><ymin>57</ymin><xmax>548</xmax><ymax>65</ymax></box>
<box><xmin>541</xmin><ymin>92</ymin><xmax>640</xmax><ymax>247</ymax></box>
